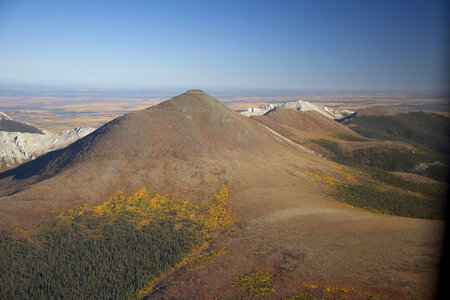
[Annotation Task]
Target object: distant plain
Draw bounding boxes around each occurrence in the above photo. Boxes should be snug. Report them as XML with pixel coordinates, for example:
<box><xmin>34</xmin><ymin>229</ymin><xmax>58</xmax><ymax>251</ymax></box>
<box><xmin>0</xmin><ymin>87</ymin><xmax>448</xmax><ymax>132</ymax></box>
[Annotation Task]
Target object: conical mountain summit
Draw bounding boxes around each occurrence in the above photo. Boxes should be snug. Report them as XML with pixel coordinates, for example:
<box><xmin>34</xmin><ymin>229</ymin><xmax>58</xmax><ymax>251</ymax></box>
<box><xmin>0</xmin><ymin>90</ymin><xmax>325</xmax><ymax>227</ymax></box>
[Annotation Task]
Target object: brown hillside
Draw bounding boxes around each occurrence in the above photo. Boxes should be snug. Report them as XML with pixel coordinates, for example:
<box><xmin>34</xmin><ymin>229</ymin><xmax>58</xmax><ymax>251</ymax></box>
<box><xmin>0</xmin><ymin>90</ymin><xmax>443</xmax><ymax>299</ymax></box>
<box><xmin>252</xmin><ymin>106</ymin><xmax>362</xmax><ymax>143</ymax></box>
<box><xmin>0</xmin><ymin>90</ymin><xmax>328</xmax><ymax>226</ymax></box>
<box><xmin>252</xmin><ymin>106</ymin><xmax>420</xmax><ymax>158</ymax></box>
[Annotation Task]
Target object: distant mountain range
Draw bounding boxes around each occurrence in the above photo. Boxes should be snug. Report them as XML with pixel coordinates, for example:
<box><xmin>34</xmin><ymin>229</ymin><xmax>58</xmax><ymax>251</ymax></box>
<box><xmin>0</xmin><ymin>112</ymin><xmax>95</xmax><ymax>171</ymax></box>
<box><xmin>240</xmin><ymin>99</ymin><xmax>354</xmax><ymax>119</ymax></box>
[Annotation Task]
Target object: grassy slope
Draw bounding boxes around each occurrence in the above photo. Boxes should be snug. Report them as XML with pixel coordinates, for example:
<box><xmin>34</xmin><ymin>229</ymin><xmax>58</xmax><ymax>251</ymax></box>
<box><xmin>343</xmin><ymin>111</ymin><xmax>450</xmax><ymax>155</ymax></box>
<box><xmin>250</xmin><ymin>107</ymin><xmax>448</xmax><ymax>219</ymax></box>
<box><xmin>340</xmin><ymin>111</ymin><xmax>450</xmax><ymax>182</ymax></box>
<box><xmin>313</xmin><ymin>111</ymin><xmax>450</xmax><ymax>181</ymax></box>
<box><xmin>312</xmin><ymin>138</ymin><xmax>442</xmax><ymax>172</ymax></box>
<box><xmin>274</xmin><ymin>110</ymin><xmax>449</xmax><ymax>219</ymax></box>
<box><xmin>332</xmin><ymin>168</ymin><xmax>447</xmax><ymax>220</ymax></box>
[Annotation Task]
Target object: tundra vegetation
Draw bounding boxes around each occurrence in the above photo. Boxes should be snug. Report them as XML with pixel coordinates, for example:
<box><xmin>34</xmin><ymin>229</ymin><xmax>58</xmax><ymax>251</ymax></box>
<box><xmin>315</xmin><ymin>110</ymin><xmax>449</xmax><ymax>183</ymax></box>
<box><xmin>305</xmin><ymin>167</ymin><xmax>447</xmax><ymax>220</ymax></box>
<box><xmin>0</xmin><ymin>183</ymin><xmax>232</xmax><ymax>299</ymax></box>
<box><xmin>312</xmin><ymin>139</ymin><xmax>444</xmax><ymax>176</ymax></box>
<box><xmin>229</xmin><ymin>271</ymin><xmax>379</xmax><ymax>299</ymax></box>
<box><xmin>332</xmin><ymin>176</ymin><xmax>446</xmax><ymax>219</ymax></box>
<box><xmin>232</xmin><ymin>271</ymin><xmax>276</xmax><ymax>297</ymax></box>
<box><xmin>310</xmin><ymin>129</ymin><xmax>448</xmax><ymax>218</ymax></box>
<box><xmin>283</xmin><ymin>282</ymin><xmax>378</xmax><ymax>300</ymax></box>
<box><xmin>343</xmin><ymin>112</ymin><xmax>450</xmax><ymax>155</ymax></box>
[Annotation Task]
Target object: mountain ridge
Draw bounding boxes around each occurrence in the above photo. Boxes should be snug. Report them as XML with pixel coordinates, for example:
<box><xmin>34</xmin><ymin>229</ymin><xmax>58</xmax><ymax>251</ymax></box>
<box><xmin>240</xmin><ymin>99</ymin><xmax>354</xmax><ymax>119</ymax></box>
<box><xmin>0</xmin><ymin>111</ymin><xmax>44</xmax><ymax>134</ymax></box>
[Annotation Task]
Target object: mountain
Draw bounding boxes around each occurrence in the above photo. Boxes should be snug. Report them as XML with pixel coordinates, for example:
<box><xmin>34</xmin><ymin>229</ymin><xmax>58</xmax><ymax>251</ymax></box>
<box><xmin>0</xmin><ymin>112</ymin><xmax>44</xmax><ymax>134</ymax></box>
<box><xmin>240</xmin><ymin>99</ymin><xmax>354</xmax><ymax>119</ymax></box>
<box><xmin>1</xmin><ymin>90</ymin><xmax>324</xmax><ymax>226</ymax></box>
<box><xmin>0</xmin><ymin>90</ymin><xmax>443</xmax><ymax>299</ymax></box>
<box><xmin>0</xmin><ymin>112</ymin><xmax>95</xmax><ymax>171</ymax></box>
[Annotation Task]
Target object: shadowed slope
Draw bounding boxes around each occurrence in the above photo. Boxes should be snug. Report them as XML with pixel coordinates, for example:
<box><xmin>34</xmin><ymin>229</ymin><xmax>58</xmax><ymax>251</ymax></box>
<box><xmin>343</xmin><ymin>109</ymin><xmax>450</xmax><ymax>155</ymax></box>
<box><xmin>0</xmin><ymin>112</ymin><xmax>44</xmax><ymax>134</ymax></box>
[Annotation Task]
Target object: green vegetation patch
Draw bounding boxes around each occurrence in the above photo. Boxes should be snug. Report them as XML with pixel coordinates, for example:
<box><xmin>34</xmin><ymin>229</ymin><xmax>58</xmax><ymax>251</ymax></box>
<box><xmin>0</xmin><ymin>184</ymin><xmax>232</xmax><ymax>299</ymax></box>
<box><xmin>333</xmin><ymin>183</ymin><xmax>445</xmax><ymax>219</ymax></box>
<box><xmin>331</xmin><ymin>168</ymin><xmax>447</xmax><ymax>220</ymax></box>
<box><xmin>322</xmin><ymin>111</ymin><xmax>450</xmax><ymax>183</ymax></box>
<box><xmin>233</xmin><ymin>271</ymin><xmax>276</xmax><ymax>297</ymax></box>
<box><xmin>333</xmin><ymin>133</ymin><xmax>368</xmax><ymax>142</ymax></box>
<box><xmin>345</xmin><ymin>112</ymin><xmax>450</xmax><ymax>155</ymax></box>
<box><xmin>416</xmin><ymin>164</ymin><xmax>449</xmax><ymax>183</ymax></box>
<box><xmin>312</xmin><ymin>139</ymin><xmax>440</xmax><ymax>173</ymax></box>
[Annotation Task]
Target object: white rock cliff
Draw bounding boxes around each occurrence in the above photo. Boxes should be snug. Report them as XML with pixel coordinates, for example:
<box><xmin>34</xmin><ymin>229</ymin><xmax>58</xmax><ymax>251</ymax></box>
<box><xmin>0</xmin><ymin>112</ymin><xmax>95</xmax><ymax>170</ymax></box>
<box><xmin>240</xmin><ymin>99</ymin><xmax>354</xmax><ymax>119</ymax></box>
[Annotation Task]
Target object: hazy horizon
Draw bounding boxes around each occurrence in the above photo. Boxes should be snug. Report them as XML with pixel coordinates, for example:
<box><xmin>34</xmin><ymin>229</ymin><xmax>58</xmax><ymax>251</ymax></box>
<box><xmin>0</xmin><ymin>80</ymin><xmax>448</xmax><ymax>96</ymax></box>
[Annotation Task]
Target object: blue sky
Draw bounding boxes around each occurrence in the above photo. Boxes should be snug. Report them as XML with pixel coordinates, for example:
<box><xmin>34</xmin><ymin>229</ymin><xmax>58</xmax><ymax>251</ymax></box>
<box><xmin>0</xmin><ymin>0</ymin><xmax>447</xmax><ymax>91</ymax></box>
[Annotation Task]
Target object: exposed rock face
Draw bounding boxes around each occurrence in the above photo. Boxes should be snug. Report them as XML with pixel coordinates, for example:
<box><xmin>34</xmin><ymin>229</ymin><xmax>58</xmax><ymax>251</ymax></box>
<box><xmin>0</xmin><ymin>112</ymin><xmax>95</xmax><ymax>170</ymax></box>
<box><xmin>240</xmin><ymin>99</ymin><xmax>354</xmax><ymax>119</ymax></box>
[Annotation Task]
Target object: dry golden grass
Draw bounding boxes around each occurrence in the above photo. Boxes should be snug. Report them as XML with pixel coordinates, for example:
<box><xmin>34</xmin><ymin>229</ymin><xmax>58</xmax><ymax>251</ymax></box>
<box><xmin>0</xmin><ymin>96</ymin><xmax>162</xmax><ymax>131</ymax></box>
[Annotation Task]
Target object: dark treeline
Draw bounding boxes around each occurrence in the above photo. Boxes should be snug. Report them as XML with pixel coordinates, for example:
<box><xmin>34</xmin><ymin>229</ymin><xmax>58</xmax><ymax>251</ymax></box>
<box><xmin>0</xmin><ymin>185</ymin><xmax>232</xmax><ymax>299</ymax></box>
<box><xmin>344</xmin><ymin>112</ymin><xmax>450</xmax><ymax>155</ymax></box>
<box><xmin>0</xmin><ymin>187</ymin><xmax>208</xmax><ymax>300</ymax></box>
<box><xmin>0</xmin><ymin>217</ymin><xmax>198</xmax><ymax>299</ymax></box>
<box><xmin>333</xmin><ymin>183</ymin><xmax>446</xmax><ymax>220</ymax></box>
<box><xmin>312</xmin><ymin>139</ymin><xmax>447</xmax><ymax>182</ymax></box>
<box><xmin>332</xmin><ymin>167</ymin><xmax>447</xmax><ymax>220</ymax></box>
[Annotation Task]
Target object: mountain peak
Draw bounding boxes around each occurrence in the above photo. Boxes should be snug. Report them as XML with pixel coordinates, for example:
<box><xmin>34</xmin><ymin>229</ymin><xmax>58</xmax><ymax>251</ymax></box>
<box><xmin>177</xmin><ymin>89</ymin><xmax>216</xmax><ymax>101</ymax></box>
<box><xmin>185</xmin><ymin>89</ymin><xmax>207</xmax><ymax>94</ymax></box>
<box><xmin>153</xmin><ymin>89</ymin><xmax>225</xmax><ymax>112</ymax></box>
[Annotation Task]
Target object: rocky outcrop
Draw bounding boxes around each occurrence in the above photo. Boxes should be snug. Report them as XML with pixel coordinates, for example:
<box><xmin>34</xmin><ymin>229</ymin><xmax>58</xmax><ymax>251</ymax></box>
<box><xmin>0</xmin><ymin>112</ymin><xmax>95</xmax><ymax>170</ymax></box>
<box><xmin>240</xmin><ymin>99</ymin><xmax>354</xmax><ymax>120</ymax></box>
